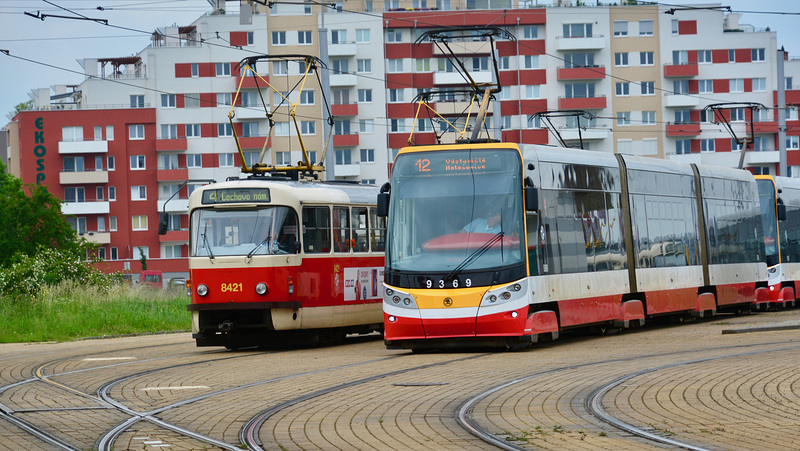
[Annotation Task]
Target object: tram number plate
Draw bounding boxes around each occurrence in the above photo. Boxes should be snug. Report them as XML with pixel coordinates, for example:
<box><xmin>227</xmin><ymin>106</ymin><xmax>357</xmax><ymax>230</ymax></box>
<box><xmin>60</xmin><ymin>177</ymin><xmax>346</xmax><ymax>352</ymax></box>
<box><xmin>220</xmin><ymin>283</ymin><xmax>243</xmax><ymax>293</ymax></box>
<box><xmin>425</xmin><ymin>278</ymin><xmax>471</xmax><ymax>289</ymax></box>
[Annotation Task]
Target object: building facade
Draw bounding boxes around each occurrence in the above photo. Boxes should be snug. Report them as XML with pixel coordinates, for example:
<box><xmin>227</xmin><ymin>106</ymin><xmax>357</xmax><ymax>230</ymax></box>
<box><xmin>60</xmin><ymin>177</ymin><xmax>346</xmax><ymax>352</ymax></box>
<box><xmin>5</xmin><ymin>1</ymin><xmax>800</xmax><ymax>278</ymax></box>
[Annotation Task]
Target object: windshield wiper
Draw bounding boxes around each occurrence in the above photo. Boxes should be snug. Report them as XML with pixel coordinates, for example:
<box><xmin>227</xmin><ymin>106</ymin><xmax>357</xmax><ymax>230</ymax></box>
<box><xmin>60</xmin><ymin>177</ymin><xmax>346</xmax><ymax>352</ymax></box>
<box><xmin>246</xmin><ymin>234</ymin><xmax>271</xmax><ymax>261</ymax></box>
<box><xmin>201</xmin><ymin>220</ymin><xmax>214</xmax><ymax>261</ymax></box>
<box><xmin>444</xmin><ymin>231</ymin><xmax>504</xmax><ymax>282</ymax></box>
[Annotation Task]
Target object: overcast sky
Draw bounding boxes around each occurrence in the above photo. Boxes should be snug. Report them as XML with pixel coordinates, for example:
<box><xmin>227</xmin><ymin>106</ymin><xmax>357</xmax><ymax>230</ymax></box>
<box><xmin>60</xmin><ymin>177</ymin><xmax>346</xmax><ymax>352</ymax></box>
<box><xmin>2</xmin><ymin>0</ymin><xmax>799</xmax><ymax>122</ymax></box>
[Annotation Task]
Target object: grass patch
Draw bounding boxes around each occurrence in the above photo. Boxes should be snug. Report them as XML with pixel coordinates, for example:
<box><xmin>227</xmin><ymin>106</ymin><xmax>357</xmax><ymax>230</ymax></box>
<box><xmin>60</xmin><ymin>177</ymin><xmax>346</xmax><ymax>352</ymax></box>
<box><xmin>0</xmin><ymin>281</ymin><xmax>190</xmax><ymax>343</ymax></box>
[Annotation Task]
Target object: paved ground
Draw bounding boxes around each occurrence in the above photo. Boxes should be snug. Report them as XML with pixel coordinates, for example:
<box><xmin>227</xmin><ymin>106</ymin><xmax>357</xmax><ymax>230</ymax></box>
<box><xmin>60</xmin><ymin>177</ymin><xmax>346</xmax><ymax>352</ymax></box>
<box><xmin>2</xmin><ymin>308</ymin><xmax>800</xmax><ymax>450</ymax></box>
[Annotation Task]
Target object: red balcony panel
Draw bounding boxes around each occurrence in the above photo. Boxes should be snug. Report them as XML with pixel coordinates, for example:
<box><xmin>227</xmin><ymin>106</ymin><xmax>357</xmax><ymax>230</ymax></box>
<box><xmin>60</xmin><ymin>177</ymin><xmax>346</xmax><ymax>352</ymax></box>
<box><xmin>558</xmin><ymin>96</ymin><xmax>606</xmax><ymax>110</ymax></box>
<box><xmin>159</xmin><ymin>230</ymin><xmax>189</xmax><ymax>243</ymax></box>
<box><xmin>237</xmin><ymin>75</ymin><xmax>267</xmax><ymax>89</ymax></box>
<box><xmin>502</xmin><ymin>130</ymin><xmax>521</xmax><ymax>143</ymax></box>
<box><xmin>413</xmin><ymin>72</ymin><xmax>434</xmax><ymax>88</ymax></box>
<box><xmin>333</xmin><ymin>134</ymin><xmax>359</xmax><ymax>147</ymax></box>
<box><xmin>155</xmin><ymin>138</ymin><xmax>187</xmax><ymax>151</ymax></box>
<box><xmin>666</xmin><ymin>123</ymin><xmax>701</xmax><ymax>136</ymax></box>
<box><xmin>557</xmin><ymin>66</ymin><xmax>606</xmax><ymax>80</ymax></box>
<box><xmin>157</xmin><ymin>168</ymin><xmax>189</xmax><ymax>182</ymax></box>
<box><xmin>388</xmin><ymin>103</ymin><xmax>416</xmax><ymax>118</ymax></box>
<box><xmin>409</xmin><ymin>133</ymin><xmax>438</xmax><ymax>146</ymax></box>
<box><xmin>501</xmin><ymin>101</ymin><xmax>520</xmax><ymax>116</ymax></box>
<box><xmin>663</xmin><ymin>63</ymin><xmax>698</xmax><ymax>78</ymax></box>
<box><xmin>238</xmin><ymin>136</ymin><xmax>270</xmax><ymax>149</ymax></box>
<box><xmin>753</xmin><ymin>121</ymin><xmax>779</xmax><ymax>134</ymax></box>
<box><xmin>387</xmin><ymin>73</ymin><xmax>414</xmax><ymax>90</ymax></box>
<box><xmin>520</xmin><ymin>128</ymin><xmax>549</xmax><ymax>144</ymax></box>
<box><xmin>332</xmin><ymin>103</ymin><xmax>358</xmax><ymax>116</ymax></box>
<box><xmin>385</xmin><ymin>43</ymin><xmax>413</xmax><ymax>59</ymax></box>
<box><xmin>388</xmin><ymin>133</ymin><xmax>411</xmax><ymax>149</ymax></box>
<box><xmin>499</xmin><ymin>71</ymin><xmax>518</xmax><ymax>86</ymax></box>
<box><xmin>519</xmin><ymin>69</ymin><xmax>546</xmax><ymax>85</ymax></box>
<box><xmin>520</xmin><ymin>99</ymin><xmax>548</xmax><ymax>115</ymax></box>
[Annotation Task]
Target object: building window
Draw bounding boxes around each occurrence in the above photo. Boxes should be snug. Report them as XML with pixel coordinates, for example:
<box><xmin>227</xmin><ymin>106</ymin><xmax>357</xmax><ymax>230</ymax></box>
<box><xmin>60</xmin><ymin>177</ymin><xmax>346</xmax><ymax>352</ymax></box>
<box><xmin>129</xmin><ymin>125</ymin><xmax>145</xmax><ymax>140</ymax></box>
<box><xmin>109</xmin><ymin>186</ymin><xmax>116</xmax><ymax>201</ymax></box>
<box><xmin>161</xmin><ymin>124</ymin><xmax>178</xmax><ymax>139</ymax></box>
<box><xmin>106</xmin><ymin>125</ymin><xmax>114</xmax><ymax>141</ymax></box>
<box><xmin>676</xmin><ymin>139</ymin><xmax>692</xmax><ymax>155</ymax></box>
<box><xmin>701</xmin><ymin>139</ymin><xmax>715</xmax><ymax>152</ymax></box>
<box><xmin>616</xmin><ymin>82</ymin><xmax>630</xmax><ymax>97</ymax></box>
<box><xmin>186</xmin><ymin>124</ymin><xmax>201</xmax><ymax>138</ymax></box>
<box><xmin>109</xmin><ymin>216</ymin><xmax>117</xmax><ymax>231</ymax></box>
<box><xmin>730</xmin><ymin>78</ymin><xmax>744</xmax><ymax>93</ymax></box>
<box><xmin>64</xmin><ymin>156</ymin><xmax>85</xmax><ymax>172</ymax></box>
<box><xmin>299</xmin><ymin>90</ymin><xmax>315</xmax><ymax>105</ymax></box>
<box><xmin>273</xmin><ymin>61</ymin><xmax>288</xmax><ymax>76</ymax></box>
<box><xmin>335</xmin><ymin>149</ymin><xmax>352</xmax><ymax>165</ymax></box>
<box><xmin>698</xmin><ymin>79</ymin><xmax>713</xmax><ymax>93</ymax></box>
<box><xmin>616</xmin><ymin>112</ymin><xmax>631</xmax><ymax>126</ymax></box>
<box><xmin>564</xmin><ymin>52</ymin><xmax>594</xmax><ymax>68</ymax></box>
<box><xmin>699</xmin><ymin>50</ymin><xmax>712</xmax><ymax>64</ymax></box>
<box><xmin>218</xmin><ymin>123</ymin><xmax>233</xmax><ymax>137</ymax></box>
<box><xmin>247</xmin><ymin>31</ymin><xmax>254</xmax><ymax>45</ymax></box>
<box><xmin>216</xmin><ymin>62</ymin><xmax>231</xmax><ymax>76</ymax></box>
<box><xmin>523</xmin><ymin>25</ymin><xmax>538</xmax><ymax>39</ymax></box>
<box><xmin>161</xmin><ymin>94</ymin><xmax>176</xmax><ymax>108</ymax></box>
<box><xmin>639</xmin><ymin>20</ymin><xmax>653</xmax><ymax>36</ymax></box>
<box><xmin>752</xmin><ymin>48</ymin><xmax>766</xmax><ymax>62</ymax></box>
<box><xmin>191</xmin><ymin>63</ymin><xmax>199</xmax><ymax>77</ymax></box>
<box><xmin>359</xmin><ymin>119</ymin><xmax>374</xmax><ymax>133</ymax></box>
<box><xmin>358</xmin><ymin>89</ymin><xmax>372</xmax><ymax>103</ymax></box>
<box><xmin>390</xmin><ymin>118</ymin><xmax>406</xmax><ymax>133</ymax></box>
<box><xmin>300</xmin><ymin>121</ymin><xmax>316</xmax><ymax>135</ymax></box>
<box><xmin>275</xmin><ymin>151</ymin><xmax>291</xmax><ymax>165</ymax></box>
<box><xmin>131</xmin><ymin>185</ymin><xmax>147</xmax><ymax>201</ymax></box>
<box><xmin>565</xmin><ymin>83</ymin><xmax>595</xmax><ymax>98</ymax></box>
<box><xmin>164</xmin><ymin>244</ymin><xmax>182</xmax><ymax>259</ymax></box>
<box><xmin>107</xmin><ymin>155</ymin><xmax>115</xmax><ymax>171</ymax></box>
<box><xmin>787</xmin><ymin>136</ymin><xmax>800</xmax><ymax>150</ymax></box>
<box><xmin>640</xmin><ymin>51</ymin><xmax>654</xmax><ymax>66</ymax></box>
<box><xmin>64</xmin><ymin>187</ymin><xmax>85</xmax><ymax>203</ymax></box>
<box><xmin>672</xmin><ymin>50</ymin><xmax>688</xmax><ymax>65</ymax></box>
<box><xmin>219</xmin><ymin>153</ymin><xmax>235</xmax><ymax>167</ymax></box>
<box><xmin>93</xmin><ymin>125</ymin><xmax>103</xmax><ymax>141</ymax></box>
<box><xmin>389</xmin><ymin>89</ymin><xmax>404</xmax><ymax>103</ymax></box>
<box><xmin>563</xmin><ymin>23</ymin><xmax>592</xmax><ymax>38</ymax></box>
<box><xmin>216</xmin><ymin>92</ymin><xmax>232</xmax><ymax>107</ymax></box>
<box><xmin>387</xmin><ymin>59</ymin><xmax>403</xmax><ymax>73</ymax></box>
<box><xmin>387</xmin><ymin>29</ymin><xmax>402</xmax><ymax>42</ymax></box>
<box><xmin>416</xmin><ymin>58</ymin><xmax>431</xmax><ymax>72</ymax></box>
<box><xmin>730</xmin><ymin>108</ymin><xmax>746</xmax><ymax>122</ymax></box>
<box><xmin>472</xmin><ymin>57</ymin><xmax>489</xmax><ymax>72</ymax></box>
<box><xmin>753</xmin><ymin>78</ymin><xmax>766</xmax><ymax>92</ymax></box>
<box><xmin>132</xmin><ymin>216</ymin><xmax>148</xmax><ymax>231</ymax></box>
<box><xmin>357</xmin><ymin>59</ymin><xmax>371</xmax><ymax>73</ymax></box>
<box><xmin>525</xmin><ymin>85</ymin><xmax>541</xmax><ymax>99</ymax></box>
<box><xmin>298</xmin><ymin>30</ymin><xmax>312</xmax><ymax>45</ymax></box>
<box><xmin>640</xmin><ymin>81</ymin><xmax>655</xmax><ymax>95</ymax></box>
<box><xmin>524</xmin><ymin>55</ymin><xmax>539</xmax><ymax>69</ymax></box>
<box><xmin>360</xmin><ymin>148</ymin><xmax>374</xmax><ymax>163</ymax></box>
<box><xmin>95</xmin><ymin>155</ymin><xmax>103</xmax><ymax>171</ymax></box>
<box><xmin>614</xmin><ymin>52</ymin><xmax>628</xmax><ymax>67</ymax></box>
<box><xmin>642</xmin><ymin>111</ymin><xmax>656</xmax><ymax>125</ymax></box>
<box><xmin>331</xmin><ymin>29</ymin><xmax>347</xmax><ymax>44</ymax></box>
<box><xmin>274</xmin><ymin>122</ymin><xmax>290</xmax><ymax>136</ymax></box>
<box><xmin>356</xmin><ymin>29</ymin><xmax>370</xmax><ymax>43</ymax></box>
<box><xmin>130</xmin><ymin>155</ymin><xmax>146</xmax><ymax>170</ymax></box>
<box><xmin>187</xmin><ymin>154</ymin><xmax>202</xmax><ymax>168</ymax></box>
<box><xmin>673</xmin><ymin>79</ymin><xmax>689</xmax><ymax>94</ymax></box>
<box><xmin>728</xmin><ymin>49</ymin><xmax>736</xmax><ymax>63</ymax></box>
<box><xmin>613</xmin><ymin>20</ymin><xmax>628</xmax><ymax>36</ymax></box>
<box><xmin>334</xmin><ymin>120</ymin><xmax>351</xmax><ymax>135</ymax></box>
<box><xmin>331</xmin><ymin>58</ymin><xmax>349</xmax><ymax>74</ymax></box>
<box><xmin>130</xmin><ymin>95</ymin><xmax>144</xmax><ymax>108</ymax></box>
<box><xmin>62</xmin><ymin>126</ymin><xmax>83</xmax><ymax>142</ymax></box>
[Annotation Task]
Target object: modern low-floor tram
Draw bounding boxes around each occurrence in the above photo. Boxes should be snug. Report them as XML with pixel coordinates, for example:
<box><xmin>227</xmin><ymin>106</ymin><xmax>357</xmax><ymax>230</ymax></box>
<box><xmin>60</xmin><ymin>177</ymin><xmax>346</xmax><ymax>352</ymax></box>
<box><xmin>380</xmin><ymin>143</ymin><xmax>768</xmax><ymax>350</ymax></box>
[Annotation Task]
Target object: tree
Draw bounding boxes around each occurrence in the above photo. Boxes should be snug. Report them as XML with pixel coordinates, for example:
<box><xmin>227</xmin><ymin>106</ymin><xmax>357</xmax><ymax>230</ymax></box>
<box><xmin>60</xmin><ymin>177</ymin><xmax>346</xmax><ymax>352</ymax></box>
<box><xmin>0</xmin><ymin>161</ymin><xmax>81</xmax><ymax>268</ymax></box>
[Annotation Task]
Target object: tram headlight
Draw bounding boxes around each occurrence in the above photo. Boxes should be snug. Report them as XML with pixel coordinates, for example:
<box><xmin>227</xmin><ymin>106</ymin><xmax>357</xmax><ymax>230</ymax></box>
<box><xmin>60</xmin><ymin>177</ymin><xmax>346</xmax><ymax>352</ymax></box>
<box><xmin>513</xmin><ymin>284</ymin><xmax>522</xmax><ymax>292</ymax></box>
<box><xmin>502</xmin><ymin>292</ymin><xmax>512</xmax><ymax>300</ymax></box>
<box><xmin>392</xmin><ymin>296</ymin><xmax>401</xmax><ymax>304</ymax></box>
<box><xmin>255</xmin><ymin>282</ymin><xmax>268</xmax><ymax>295</ymax></box>
<box><xmin>385</xmin><ymin>288</ymin><xmax>394</xmax><ymax>296</ymax></box>
<box><xmin>489</xmin><ymin>295</ymin><xmax>497</xmax><ymax>303</ymax></box>
<box><xmin>403</xmin><ymin>297</ymin><xmax>411</xmax><ymax>306</ymax></box>
<box><xmin>196</xmin><ymin>284</ymin><xmax>209</xmax><ymax>297</ymax></box>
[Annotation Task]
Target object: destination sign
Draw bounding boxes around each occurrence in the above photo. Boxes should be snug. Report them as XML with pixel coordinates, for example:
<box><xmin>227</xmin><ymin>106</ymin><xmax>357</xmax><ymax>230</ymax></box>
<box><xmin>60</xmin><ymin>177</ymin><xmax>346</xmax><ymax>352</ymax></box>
<box><xmin>201</xmin><ymin>188</ymin><xmax>271</xmax><ymax>204</ymax></box>
<box><xmin>405</xmin><ymin>148</ymin><xmax>518</xmax><ymax>176</ymax></box>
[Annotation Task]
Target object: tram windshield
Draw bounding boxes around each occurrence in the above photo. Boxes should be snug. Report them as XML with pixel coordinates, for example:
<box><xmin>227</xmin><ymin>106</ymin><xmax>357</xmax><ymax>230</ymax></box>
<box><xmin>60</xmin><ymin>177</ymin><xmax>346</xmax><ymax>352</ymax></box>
<box><xmin>190</xmin><ymin>206</ymin><xmax>299</xmax><ymax>257</ymax></box>
<box><xmin>386</xmin><ymin>148</ymin><xmax>526</xmax><ymax>276</ymax></box>
<box><xmin>756</xmin><ymin>179</ymin><xmax>779</xmax><ymax>267</ymax></box>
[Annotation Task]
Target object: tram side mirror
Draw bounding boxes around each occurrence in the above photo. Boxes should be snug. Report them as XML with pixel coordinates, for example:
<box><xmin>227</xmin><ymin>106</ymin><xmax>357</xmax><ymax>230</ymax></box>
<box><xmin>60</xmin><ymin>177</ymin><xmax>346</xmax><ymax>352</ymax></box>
<box><xmin>377</xmin><ymin>182</ymin><xmax>391</xmax><ymax>217</ymax></box>
<box><xmin>525</xmin><ymin>187</ymin><xmax>538</xmax><ymax>212</ymax></box>
<box><xmin>777</xmin><ymin>201</ymin><xmax>787</xmax><ymax>221</ymax></box>
<box><xmin>294</xmin><ymin>241</ymin><xmax>302</xmax><ymax>254</ymax></box>
<box><xmin>158</xmin><ymin>212</ymin><xmax>169</xmax><ymax>235</ymax></box>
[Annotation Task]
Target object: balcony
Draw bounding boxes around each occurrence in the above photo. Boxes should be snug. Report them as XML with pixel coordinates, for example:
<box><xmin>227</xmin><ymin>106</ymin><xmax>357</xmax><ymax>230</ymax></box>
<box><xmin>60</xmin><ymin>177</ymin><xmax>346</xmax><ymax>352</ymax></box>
<box><xmin>663</xmin><ymin>62</ymin><xmax>698</xmax><ymax>78</ymax></box>
<box><xmin>746</xmin><ymin>150</ymin><xmax>780</xmax><ymax>164</ymax></box>
<box><xmin>58</xmin><ymin>140</ymin><xmax>108</xmax><ymax>154</ymax></box>
<box><xmin>61</xmin><ymin>201</ymin><xmax>110</xmax><ymax>216</ymax></box>
<box><xmin>155</xmin><ymin>138</ymin><xmax>187</xmax><ymax>152</ymax></box>
<box><xmin>334</xmin><ymin>164</ymin><xmax>361</xmax><ymax>177</ymax></box>
<box><xmin>432</xmin><ymin>40</ymin><xmax>491</xmax><ymax>55</ymax></box>
<box><xmin>235</xmin><ymin>105</ymin><xmax>270</xmax><ymax>120</ymax></box>
<box><xmin>82</xmin><ymin>231</ymin><xmax>111</xmax><ymax>245</ymax></box>
<box><xmin>557</xmin><ymin>66</ymin><xmax>606</xmax><ymax>80</ymax></box>
<box><xmin>556</xmin><ymin>35</ymin><xmax>605</xmax><ymax>51</ymax></box>
<box><xmin>159</xmin><ymin>229</ymin><xmax>189</xmax><ymax>243</ymax></box>
<box><xmin>332</xmin><ymin>103</ymin><xmax>358</xmax><ymax>116</ymax></box>
<box><xmin>436</xmin><ymin>100</ymin><xmax>494</xmax><ymax>116</ymax></box>
<box><xmin>666</xmin><ymin>123</ymin><xmax>701</xmax><ymax>136</ymax></box>
<box><xmin>434</xmin><ymin>71</ymin><xmax>492</xmax><ymax>86</ymax></box>
<box><xmin>753</xmin><ymin>121</ymin><xmax>779</xmax><ymax>134</ymax></box>
<box><xmin>333</xmin><ymin>134</ymin><xmax>359</xmax><ymax>147</ymax></box>
<box><xmin>664</xmin><ymin>93</ymin><xmax>700</xmax><ymax>108</ymax></box>
<box><xmin>329</xmin><ymin>42</ymin><xmax>357</xmax><ymax>56</ymax></box>
<box><xmin>558</xmin><ymin>127</ymin><xmax>610</xmax><ymax>141</ymax></box>
<box><xmin>157</xmin><ymin>198</ymin><xmax>189</xmax><ymax>213</ymax></box>
<box><xmin>330</xmin><ymin>73</ymin><xmax>357</xmax><ymax>86</ymax></box>
<box><xmin>558</xmin><ymin>96</ymin><xmax>607</xmax><ymax>110</ymax></box>
<box><xmin>157</xmin><ymin>167</ymin><xmax>189</xmax><ymax>182</ymax></box>
<box><xmin>60</xmin><ymin>170</ymin><xmax>108</xmax><ymax>185</ymax></box>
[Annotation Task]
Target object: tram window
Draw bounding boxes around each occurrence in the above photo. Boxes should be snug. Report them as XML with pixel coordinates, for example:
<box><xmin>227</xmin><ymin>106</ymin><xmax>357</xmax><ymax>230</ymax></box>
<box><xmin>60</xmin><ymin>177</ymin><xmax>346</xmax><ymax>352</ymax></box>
<box><xmin>352</xmin><ymin>207</ymin><xmax>369</xmax><ymax>252</ymax></box>
<box><xmin>302</xmin><ymin>206</ymin><xmax>331</xmax><ymax>253</ymax></box>
<box><xmin>369</xmin><ymin>207</ymin><xmax>386</xmax><ymax>252</ymax></box>
<box><xmin>276</xmin><ymin>209</ymin><xmax>299</xmax><ymax>253</ymax></box>
<box><xmin>333</xmin><ymin>206</ymin><xmax>351</xmax><ymax>252</ymax></box>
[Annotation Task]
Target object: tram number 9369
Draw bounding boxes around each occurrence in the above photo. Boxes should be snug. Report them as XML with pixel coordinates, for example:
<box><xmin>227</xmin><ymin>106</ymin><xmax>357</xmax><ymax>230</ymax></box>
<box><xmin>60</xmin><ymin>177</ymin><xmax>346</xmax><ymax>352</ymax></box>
<box><xmin>425</xmin><ymin>278</ymin><xmax>472</xmax><ymax>289</ymax></box>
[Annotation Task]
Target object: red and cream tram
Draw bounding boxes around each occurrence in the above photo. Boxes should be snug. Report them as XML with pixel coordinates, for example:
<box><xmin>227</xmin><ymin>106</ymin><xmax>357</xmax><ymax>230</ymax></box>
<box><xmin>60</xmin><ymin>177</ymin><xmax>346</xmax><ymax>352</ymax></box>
<box><xmin>378</xmin><ymin>143</ymin><xmax>768</xmax><ymax>350</ymax></box>
<box><xmin>187</xmin><ymin>178</ymin><xmax>385</xmax><ymax>348</ymax></box>
<box><xmin>755</xmin><ymin>175</ymin><xmax>800</xmax><ymax>308</ymax></box>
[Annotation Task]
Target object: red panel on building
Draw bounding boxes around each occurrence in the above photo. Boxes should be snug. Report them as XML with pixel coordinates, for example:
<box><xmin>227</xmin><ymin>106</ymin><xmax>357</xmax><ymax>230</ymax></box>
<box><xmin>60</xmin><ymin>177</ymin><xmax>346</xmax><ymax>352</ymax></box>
<box><xmin>497</xmin><ymin>41</ymin><xmax>517</xmax><ymax>57</ymax></box>
<box><xmin>413</xmin><ymin>73</ymin><xmax>434</xmax><ymax>88</ymax></box>
<box><xmin>518</xmin><ymin>40</ymin><xmax>545</xmax><ymax>56</ymax></box>
<box><xmin>383</xmin><ymin>10</ymin><xmax>545</xmax><ymax>28</ymax></box>
<box><xmin>411</xmin><ymin>43</ymin><xmax>434</xmax><ymax>59</ymax></box>
<box><xmin>499</xmin><ymin>71</ymin><xmax>518</xmax><ymax>86</ymax></box>
<box><xmin>712</xmin><ymin>49</ymin><xmax>729</xmax><ymax>64</ymax></box>
<box><xmin>156</xmin><ymin>138</ymin><xmax>188</xmax><ymax>151</ymax></box>
<box><xmin>202</xmin><ymin>153</ymin><xmax>217</xmax><ymax>168</ymax></box>
<box><xmin>716</xmin><ymin>138</ymin><xmax>732</xmax><ymax>152</ymax></box>
<box><xmin>175</xmin><ymin>63</ymin><xmax>192</xmax><ymax>78</ymax></box>
<box><xmin>176</xmin><ymin>94</ymin><xmax>185</xmax><ymax>108</ymax></box>
<box><xmin>410</xmin><ymin>133</ymin><xmax>438</xmax><ymax>146</ymax></box>
<box><xmin>201</xmin><ymin>123</ymin><xmax>215</xmax><ymax>138</ymax></box>
<box><xmin>713</xmin><ymin>79</ymin><xmax>729</xmax><ymax>93</ymax></box>
<box><xmin>687</xmin><ymin>50</ymin><xmax>698</xmax><ymax>63</ymax></box>
<box><xmin>387</xmin><ymin>73</ymin><xmax>414</xmax><ymax>90</ymax></box>
<box><xmin>200</xmin><ymin>93</ymin><xmax>216</xmax><ymax>107</ymax></box>
<box><xmin>735</xmin><ymin>48</ymin><xmax>751</xmax><ymax>63</ymax></box>
<box><xmin>678</xmin><ymin>20</ymin><xmax>697</xmax><ymax>35</ymax></box>
<box><xmin>558</xmin><ymin>96</ymin><xmax>606</xmax><ymax>110</ymax></box>
<box><xmin>519</xmin><ymin>99</ymin><xmax>548</xmax><ymax>116</ymax></box>
<box><xmin>239</xmin><ymin>136</ymin><xmax>269</xmax><ymax>149</ymax></box>
<box><xmin>385</xmin><ymin>43</ymin><xmax>413</xmax><ymax>59</ymax></box>
<box><xmin>691</xmin><ymin>139</ymin><xmax>701</xmax><ymax>153</ymax></box>
<box><xmin>663</xmin><ymin>63</ymin><xmax>698</xmax><ymax>77</ymax></box>
<box><xmin>501</xmin><ymin>101</ymin><xmax>519</xmax><ymax>116</ymax></box>
<box><xmin>387</xmin><ymin>103</ymin><xmax>416</xmax><ymax>118</ymax></box>
<box><xmin>199</xmin><ymin>63</ymin><xmax>215</xmax><ymax>77</ymax></box>
<box><xmin>388</xmin><ymin>133</ymin><xmax>410</xmax><ymax>149</ymax></box>
<box><xmin>520</xmin><ymin>128</ymin><xmax>549</xmax><ymax>144</ymax></box>
<box><xmin>557</xmin><ymin>67</ymin><xmax>605</xmax><ymax>80</ymax></box>
<box><xmin>332</xmin><ymin>104</ymin><xmax>358</xmax><ymax>116</ymax></box>
<box><xmin>788</xmin><ymin>150</ymin><xmax>800</xmax><ymax>167</ymax></box>
<box><xmin>690</xmin><ymin>110</ymin><xmax>701</xmax><ymax>122</ymax></box>
<box><xmin>666</xmin><ymin>123</ymin><xmax>701</xmax><ymax>136</ymax></box>
<box><xmin>518</xmin><ymin>69</ymin><xmax>546</xmax><ymax>85</ymax></box>
<box><xmin>230</xmin><ymin>31</ymin><xmax>248</xmax><ymax>47</ymax></box>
